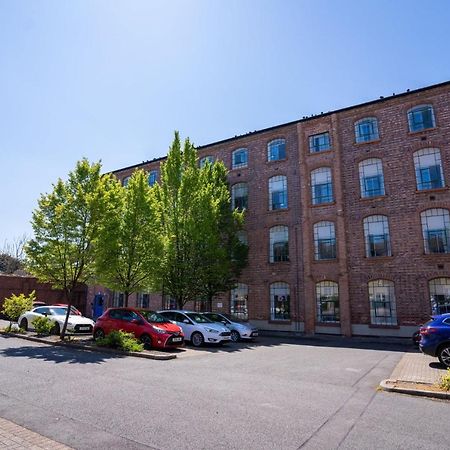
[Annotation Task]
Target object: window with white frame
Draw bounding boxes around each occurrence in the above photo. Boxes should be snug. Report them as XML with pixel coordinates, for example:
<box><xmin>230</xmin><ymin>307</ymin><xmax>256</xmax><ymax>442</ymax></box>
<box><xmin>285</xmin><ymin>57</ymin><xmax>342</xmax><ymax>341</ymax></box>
<box><xmin>413</xmin><ymin>148</ymin><xmax>444</xmax><ymax>191</ymax></box>
<box><xmin>270</xmin><ymin>282</ymin><xmax>290</xmax><ymax>320</ymax></box>
<box><xmin>148</xmin><ymin>170</ymin><xmax>158</xmax><ymax>186</ymax></box>
<box><xmin>368</xmin><ymin>280</ymin><xmax>397</xmax><ymax>326</ymax></box>
<box><xmin>363</xmin><ymin>215</ymin><xmax>391</xmax><ymax>257</ymax></box>
<box><xmin>112</xmin><ymin>291</ymin><xmax>124</xmax><ymax>307</ymax></box>
<box><xmin>355</xmin><ymin>117</ymin><xmax>379</xmax><ymax>143</ymax></box>
<box><xmin>421</xmin><ymin>209</ymin><xmax>450</xmax><ymax>254</ymax></box>
<box><xmin>316</xmin><ymin>281</ymin><xmax>339</xmax><ymax>323</ymax></box>
<box><xmin>267</xmin><ymin>139</ymin><xmax>286</xmax><ymax>162</ymax></box>
<box><xmin>269</xmin><ymin>226</ymin><xmax>289</xmax><ymax>262</ymax></box>
<box><xmin>199</xmin><ymin>155</ymin><xmax>214</xmax><ymax>168</ymax></box>
<box><xmin>231</xmin><ymin>283</ymin><xmax>248</xmax><ymax>320</ymax></box>
<box><xmin>311</xmin><ymin>167</ymin><xmax>333</xmax><ymax>205</ymax></box>
<box><xmin>359</xmin><ymin>158</ymin><xmax>385</xmax><ymax>198</ymax></box>
<box><xmin>137</xmin><ymin>293</ymin><xmax>150</xmax><ymax>309</ymax></box>
<box><xmin>314</xmin><ymin>221</ymin><xmax>336</xmax><ymax>260</ymax></box>
<box><xmin>122</xmin><ymin>176</ymin><xmax>130</xmax><ymax>187</ymax></box>
<box><xmin>429</xmin><ymin>278</ymin><xmax>450</xmax><ymax>315</ymax></box>
<box><xmin>268</xmin><ymin>175</ymin><xmax>288</xmax><ymax>210</ymax></box>
<box><xmin>232</xmin><ymin>148</ymin><xmax>248</xmax><ymax>169</ymax></box>
<box><xmin>162</xmin><ymin>294</ymin><xmax>177</xmax><ymax>310</ymax></box>
<box><xmin>408</xmin><ymin>105</ymin><xmax>436</xmax><ymax>132</ymax></box>
<box><xmin>231</xmin><ymin>183</ymin><xmax>248</xmax><ymax>210</ymax></box>
<box><xmin>309</xmin><ymin>132</ymin><xmax>331</xmax><ymax>153</ymax></box>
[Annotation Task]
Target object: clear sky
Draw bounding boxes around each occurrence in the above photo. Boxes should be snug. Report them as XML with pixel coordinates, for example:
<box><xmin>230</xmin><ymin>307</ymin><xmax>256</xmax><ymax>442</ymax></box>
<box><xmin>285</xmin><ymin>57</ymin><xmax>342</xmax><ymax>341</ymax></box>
<box><xmin>1</xmin><ymin>0</ymin><xmax>450</xmax><ymax>244</ymax></box>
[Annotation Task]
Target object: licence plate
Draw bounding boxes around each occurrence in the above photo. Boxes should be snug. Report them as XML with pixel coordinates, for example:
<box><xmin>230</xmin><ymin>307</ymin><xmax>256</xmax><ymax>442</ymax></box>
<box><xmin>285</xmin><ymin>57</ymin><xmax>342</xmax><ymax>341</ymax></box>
<box><xmin>251</xmin><ymin>332</ymin><xmax>258</xmax><ymax>337</ymax></box>
<box><xmin>79</xmin><ymin>326</ymin><xmax>90</xmax><ymax>331</ymax></box>
<box><xmin>172</xmin><ymin>337</ymin><xmax>183</xmax><ymax>342</ymax></box>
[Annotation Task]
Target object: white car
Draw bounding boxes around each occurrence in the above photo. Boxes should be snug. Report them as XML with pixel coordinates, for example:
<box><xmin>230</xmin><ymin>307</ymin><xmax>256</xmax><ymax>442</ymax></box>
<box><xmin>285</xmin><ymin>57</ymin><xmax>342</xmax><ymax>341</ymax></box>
<box><xmin>203</xmin><ymin>312</ymin><xmax>259</xmax><ymax>342</ymax></box>
<box><xmin>157</xmin><ymin>310</ymin><xmax>231</xmax><ymax>347</ymax></box>
<box><xmin>18</xmin><ymin>306</ymin><xmax>95</xmax><ymax>335</ymax></box>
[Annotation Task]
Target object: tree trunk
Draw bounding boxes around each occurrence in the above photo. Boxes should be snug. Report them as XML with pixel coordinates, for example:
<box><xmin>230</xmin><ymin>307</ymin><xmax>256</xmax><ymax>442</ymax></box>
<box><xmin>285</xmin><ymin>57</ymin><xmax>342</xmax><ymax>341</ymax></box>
<box><xmin>60</xmin><ymin>289</ymin><xmax>72</xmax><ymax>340</ymax></box>
<box><xmin>125</xmin><ymin>291</ymin><xmax>129</xmax><ymax>307</ymax></box>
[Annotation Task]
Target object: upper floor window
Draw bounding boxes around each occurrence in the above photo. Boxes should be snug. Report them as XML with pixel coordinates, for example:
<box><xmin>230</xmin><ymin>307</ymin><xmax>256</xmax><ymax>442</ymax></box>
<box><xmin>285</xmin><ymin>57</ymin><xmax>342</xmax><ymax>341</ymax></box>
<box><xmin>231</xmin><ymin>183</ymin><xmax>248</xmax><ymax>211</ymax></box>
<box><xmin>429</xmin><ymin>278</ymin><xmax>450</xmax><ymax>315</ymax></box>
<box><xmin>355</xmin><ymin>117</ymin><xmax>379</xmax><ymax>143</ymax></box>
<box><xmin>270</xmin><ymin>282</ymin><xmax>290</xmax><ymax>321</ymax></box>
<box><xmin>311</xmin><ymin>167</ymin><xmax>333</xmax><ymax>205</ymax></box>
<box><xmin>316</xmin><ymin>281</ymin><xmax>339</xmax><ymax>323</ymax></box>
<box><xmin>268</xmin><ymin>175</ymin><xmax>288</xmax><ymax>210</ymax></box>
<box><xmin>408</xmin><ymin>105</ymin><xmax>436</xmax><ymax>132</ymax></box>
<box><xmin>413</xmin><ymin>148</ymin><xmax>444</xmax><ymax>191</ymax></box>
<box><xmin>314</xmin><ymin>221</ymin><xmax>336</xmax><ymax>260</ymax></box>
<box><xmin>231</xmin><ymin>283</ymin><xmax>248</xmax><ymax>321</ymax></box>
<box><xmin>267</xmin><ymin>139</ymin><xmax>286</xmax><ymax>162</ymax></box>
<box><xmin>232</xmin><ymin>148</ymin><xmax>248</xmax><ymax>169</ymax></box>
<box><xmin>368</xmin><ymin>280</ymin><xmax>397</xmax><ymax>326</ymax></box>
<box><xmin>122</xmin><ymin>176</ymin><xmax>130</xmax><ymax>187</ymax></box>
<box><xmin>363</xmin><ymin>215</ymin><xmax>391</xmax><ymax>257</ymax></box>
<box><xmin>199</xmin><ymin>155</ymin><xmax>214</xmax><ymax>168</ymax></box>
<box><xmin>269</xmin><ymin>226</ymin><xmax>289</xmax><ymax>262</ymax></box>
<box><xmin>359</xmin><ymin>158</ymin><xmax>385</xmax><ymax>198</ymax></box>
<box><xmin>148</xmin><ymin>170</ymin><xmax>158</xmax><ymax>186</ymax></box>
<box><xmin>421</xmin><ymin>208</ymin><xmax>450</xmax><ymax>254</ymax></box>
<box><xmin>309</xmin><ymin>132</ymin><xmax>331</xmax><ymax>153</ymax></box>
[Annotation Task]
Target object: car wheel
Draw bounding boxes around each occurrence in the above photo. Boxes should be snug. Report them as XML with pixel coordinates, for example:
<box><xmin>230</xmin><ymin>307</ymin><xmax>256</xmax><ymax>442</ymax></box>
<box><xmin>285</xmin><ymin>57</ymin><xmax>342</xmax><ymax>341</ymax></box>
<box><xmin>191</xmin><ymin>332</ymin><xmax>204</xmax><ymax>347</ymax></box>
<box><xmin>230</xmin><ymin>330</ymin><xmax>240</xmax><ymax>343</ymax></box>
<box><xmin>438</xmin><ymin>344</ymin><xmax>450</xmax><ymax>368</ymax></box>
<box><xmin>93</xmin><ymin>328</ymin><xmax>105</xmax><ymax>341</ymax></box>
<box><xmin>19</xmin><ymin>318</ymin><xmax>28</xmax><ymax>331</ymax></box>
<box><xmin>51</xmin><ymin>322</ymin><xmax>60</xmax><ymax>336</ymax></box>
<box><xmin>140</xmin><ymin>334</ymin><xmax>152</xmax><ymax>348</ymax></box>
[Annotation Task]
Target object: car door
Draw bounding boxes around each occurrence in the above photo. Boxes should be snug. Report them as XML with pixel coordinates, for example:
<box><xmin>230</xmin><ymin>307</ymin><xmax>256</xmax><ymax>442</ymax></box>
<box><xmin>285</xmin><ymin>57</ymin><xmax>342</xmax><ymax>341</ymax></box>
<box><xmin>175</xmin><ymin>313</ymin><xmax>196</xmax><ymax>340</ymax></box>
<box><xmin>120</xmin><ymin>310</ymin><xmax>143</xmax><ymax>338</ymax></box>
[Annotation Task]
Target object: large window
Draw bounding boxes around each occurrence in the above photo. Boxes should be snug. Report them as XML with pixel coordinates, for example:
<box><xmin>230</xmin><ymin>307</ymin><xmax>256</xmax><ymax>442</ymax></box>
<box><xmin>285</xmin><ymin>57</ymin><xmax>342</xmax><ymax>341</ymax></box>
<box><xmin>408</xmin><ymin>105</ymin><xmax>436</xmax><ymax>132</ymax></box>
<box><xmin>421</xmin><ymin>209</ymin><xmax>450</xmax><ymax>254</ymax></box>
<box><xmin>232</xmin><ymin>148</ymin><xmax>248</xmax><ymax>169</ymax></box>
<box><xmin>313</xmin><ymin>221</ymin><xmax>336</xmax><ymax>260</ymax></box>
<box><xmin>270</xmin><ymin>282</ymin><xmax>290</xmax><ymax>320</ymax></box>
<box><xmin>355</xmin><ymin>117</ymin><xmax>379</xmax><ymax>143</ymax></box>
<box><xmin>231</xmin><ymin>183</ymin><xmax>248</xmax><ymax>210</ymax></box>
<box><xmin>269</xmin><ymin>226</ymin><xmax>289</xmax><ymax>262</ymax></box>
<box><xmin>429</xmin><ymin>278</ymin><xmax>450</xmax><ymax>315</ymax></box>
<box><xmin>309</xmin><ymin>132</ymin><xmax>331</xmax><ymax>153</ymax></box>
<box><xmin>311</xmin><ymin>168</ymin><xmax>333</xmax><ymax>205</ymax></box>
<box><xmin>413</xmin><ymin>148</ymin><xmax>444</xmax><ymax>190</ymax></box>
<box><xmin>359</xmin><ymin>159</ymin><xmax>385</xmax><ymax>198</ymax></box>
<box><xmin>268</xmin><ymin>175</ymin><xmax>288</xmax><ymax>210</ymax></box>
<box><xmin>137</xmin><ymin>293</ymin><xmax>150</xmax><ymax>309</ymax></box>
<box><xmin>199</xmin><ymin>155</ymin><xmax>214</xmax><ymax>168</ymax></box>
<box><xmin>316</xmin><ymin>281</ymin><xmax>339</xmax><ymax>323</ymax></box>
<box><xmin>122</xmin><ymin>176</ymin><xmax>130</xmax><ymax>187</ymax></box>
<box><xmin>231</xmin><ymin>283</ymin><xmax>248</xmax><ymax>320</ymax></box>
<box><xmin>112</xmin><ymin>292</ymin><xmax>124</xmax><ymax>307</ymax></box>
<box><xmin>148</xmin><ymin>170</ymin><xmax>158</xmax><ymax>186</ymax></box>
<box><xmin>363</xmin><ymin>215</ymin><xmax>391</xmax><ymax>257</ymax></box>
<box><xmin>267</xmin><ymin>139</ymin><xmax>286</xmax><ymax>162</ymax></box>
<box><xmin>368</xmin><ymin>280</ymin><xmax>397</xmax><ymax>326</ymax></box>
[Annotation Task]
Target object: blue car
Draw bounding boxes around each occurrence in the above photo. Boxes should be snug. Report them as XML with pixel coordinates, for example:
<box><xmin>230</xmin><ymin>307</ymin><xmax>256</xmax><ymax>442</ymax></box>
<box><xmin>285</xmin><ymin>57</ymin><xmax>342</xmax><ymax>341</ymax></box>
<box><xmin>419</xmin><ymin>313</ymin><xmax>450</xmax><ymax>367</ymax></box>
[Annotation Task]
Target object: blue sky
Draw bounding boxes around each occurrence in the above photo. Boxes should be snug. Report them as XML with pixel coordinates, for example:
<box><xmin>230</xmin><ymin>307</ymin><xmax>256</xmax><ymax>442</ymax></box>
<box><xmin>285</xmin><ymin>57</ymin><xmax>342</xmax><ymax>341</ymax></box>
<box><xmin>1</xmin><ymin>0</ymin><xmax>450</xmax><ymax>244</ymax></box>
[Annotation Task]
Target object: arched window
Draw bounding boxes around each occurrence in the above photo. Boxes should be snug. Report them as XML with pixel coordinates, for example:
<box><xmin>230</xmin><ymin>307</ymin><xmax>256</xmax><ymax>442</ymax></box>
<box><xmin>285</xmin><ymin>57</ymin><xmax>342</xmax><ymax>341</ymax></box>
<box><xmin>368</xmin><ymin>280</ymin><xmax>397</xmax><ymax>326</ymax></box>
<box><xmin>199</xmin><ymin>155</ymin><xmax>214</xmax><ymax>168</ymax></box>
<box><xmin>421</xmin><ymin>209</ymin><xmax>450</xmax><ymax>254</ymax></box>
<box><xmin>311</xmin><ymin>168</ymin><xmax>333</xmax><ymax>205</ymax></box>
<box><xmin>313</xmin><ymin>221</ymin><xmax>336</xmax><ymax>260</ymax></box>
<box><xmin>232</xmin><ymin>148</ymin><xmax>248</xmax><ymax>169</ymax></box>
<box><xmin>413</xmin><ymin>148</ymin><xmax>444</xmax><ymax>190</ymax></box>
<box><xmin>359</xmin><ymin>159</ymin><xmax>385</xmax><ymax>198</ymax></box>
<box><xmin>231</xmin><ymin>183</ymin><xmax>248</xmax><ymax>210</ymax></box>
<box><xmin>148</xmin><ymin>170</ymin><xmax>158</xmax><ymax>186</ymax></box>
<box><xmin>268</xmin><ymin>175</ymin><xmax>288</xmax><ymax>210</ymax></box>
<box><xmin>269</xmin><ymin>226</ymin><xmax>289</xmax><ymax>262</ymax></box>
<box><xmin>429</xmin><ymin>278</ymin><xmax>450</xmax><ymax>315</ymax></box>
<box><xmin>309</xmin><ymin>132</ymin><xmax>331</xmax><ymax>153</ymax></box>
<box><xmin>122</xmin><ymin>176</ymin><xmax>130</xmax><ymax>187</ymax></box>
<box><xmin>316</xmin><ymin>281</ymin><xmax>339</xmax><ymax>323</ymax></box>
<box><xmin>231</xmin><ymin>283</ymin><xmax>248</xmax><ymax>321</ymax></box>
<box><xmin>363</xmin><ymin>215</ymin><xmax>391</xmax><ymax>257</ymax></box>
<box><xmin>270</xmin><ymin>282</ymin><xmax>290</xmax><ymax>320</ymax></box>
<box><xmin>355</xmin><ymin>117</ymin><xmax>379</xmax><ymax>143</ymax></box>
<box><xmin>408</xmin><ymin>105</ymin><xmax>436</xmax><ymax>132</ymax></box>
<box><xmin>267</xmin><ymin>139</ymin><xmax>286</xmax><ymax>162</ymax></box>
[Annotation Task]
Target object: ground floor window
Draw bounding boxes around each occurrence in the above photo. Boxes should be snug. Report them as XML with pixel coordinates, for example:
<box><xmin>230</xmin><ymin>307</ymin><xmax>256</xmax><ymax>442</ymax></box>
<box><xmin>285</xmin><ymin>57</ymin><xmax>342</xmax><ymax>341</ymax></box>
<box><xmin>112</xmin><ymin>292</ymin><xmax>124</xmax><ymax>308</ymax></box>
<box><xmin>429</xmin><ymin>278</ymin><xmax>450</xmax><ymax>314</ymax></box>
<box><xmin>270</xmin><ymin>282</ymin><xmax>290</xmax><ymax>320</ymax></box>
<box><xmin>368</xmin><ymin>280</ymin><xmax>397</xmax><ymax>326</ymax></box>
<box><xmin>231</xmin><ymin>283</ymin><xmax>248</xmax><ymax>320</ymax></box>
<box><xmin>316</xmin><ymin>281</ymin><xmax>339</xmax><ymax>323</ymax></box>
<box><xmin>162</xmin><ymin>295</ymin><xmax>177</xmax><ymax>310</ymax></box>
<box><xmin>137</xmin><ymin>293</ymin><xmax>149</xmax><ymax>309</ymax></box>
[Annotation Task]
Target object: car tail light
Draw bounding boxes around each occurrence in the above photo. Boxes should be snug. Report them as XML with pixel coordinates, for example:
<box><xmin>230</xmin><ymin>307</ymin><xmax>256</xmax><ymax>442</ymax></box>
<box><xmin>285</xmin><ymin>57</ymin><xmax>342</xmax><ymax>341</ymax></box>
<box><xmin>420</xmin><ymin>326</ymin><xmax>438</xmax><ymax>335</ymax></box>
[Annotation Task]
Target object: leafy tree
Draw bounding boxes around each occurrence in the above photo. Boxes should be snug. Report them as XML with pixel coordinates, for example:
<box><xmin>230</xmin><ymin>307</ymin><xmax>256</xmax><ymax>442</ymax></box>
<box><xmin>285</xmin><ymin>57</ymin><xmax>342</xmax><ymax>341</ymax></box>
<box><xmin>95</xmin><ymin>169</ymin><xmax>162</xmax><ymax>306</ymax></box>
<box><xmin>25</xmin><ymin>159</ymin><xmax>113</xmax><ymax>339</ymax></box>
<box><xmin>1</xmin><ymin>291</ymin><xmax>35</xmax><ymax>329</ymax></box>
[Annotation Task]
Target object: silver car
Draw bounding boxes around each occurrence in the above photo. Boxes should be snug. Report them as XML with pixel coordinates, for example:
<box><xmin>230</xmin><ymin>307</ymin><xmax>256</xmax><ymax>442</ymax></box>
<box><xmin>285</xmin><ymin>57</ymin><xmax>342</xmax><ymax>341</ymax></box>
<box><xmin>203</xmin><ymin>312</ymin><xmax>258</xmax><ymax>342</ymax></box>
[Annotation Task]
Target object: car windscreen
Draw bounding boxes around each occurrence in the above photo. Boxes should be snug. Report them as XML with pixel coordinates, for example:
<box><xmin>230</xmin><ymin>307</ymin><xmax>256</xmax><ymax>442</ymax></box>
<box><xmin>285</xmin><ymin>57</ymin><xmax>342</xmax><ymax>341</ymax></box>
<box><xmin>49</xmin><ymin>307</ymin><xmax>70</xmax><ymax>316</ymax></box>
<box><xmin>140</xmin><ymin>311</ymin><xmax>170</xmax><ymax>324</ymax></box>
<box><xmin>186</xmin><ymin>313</ymin><xmax>213</xmax><ymax>324</ymax></box>
<box><xmin>221</xmin><ymin>313</ymin><xmax>245</xmax><ymax>323</ymax></box>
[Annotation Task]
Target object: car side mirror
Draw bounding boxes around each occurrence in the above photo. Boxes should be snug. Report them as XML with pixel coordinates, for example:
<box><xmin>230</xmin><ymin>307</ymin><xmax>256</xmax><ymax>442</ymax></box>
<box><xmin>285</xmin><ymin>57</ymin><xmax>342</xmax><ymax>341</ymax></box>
<box><xmin>222</xmin><ymin>321</ymin><xmax>227</xmax><ymax>325</ymax></box>
<box><xmin>183</xmin><ymin>319</ymin><xmax>190</xmax><ymax>324</ymax></box>
<box><xmin>43</xmin><ymin>313</ymin><xmax>48</xmax><ymax>317</ymax></box>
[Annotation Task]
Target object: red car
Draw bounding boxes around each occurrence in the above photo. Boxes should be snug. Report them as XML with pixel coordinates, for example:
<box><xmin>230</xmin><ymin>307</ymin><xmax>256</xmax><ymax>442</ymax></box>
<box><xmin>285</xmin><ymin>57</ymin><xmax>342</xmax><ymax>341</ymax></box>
<box><xmin>93</xmin><ymin>307</ymin><xmax>184</xmax><ymax>349</ymax></box>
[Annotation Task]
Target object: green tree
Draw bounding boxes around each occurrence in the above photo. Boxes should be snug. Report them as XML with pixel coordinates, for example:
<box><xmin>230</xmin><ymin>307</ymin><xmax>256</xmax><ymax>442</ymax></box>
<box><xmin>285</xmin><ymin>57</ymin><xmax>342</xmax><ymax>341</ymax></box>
<box><xmin>25</xmin><ymin>159</ymin><xmax>112</xmax><ymax>339</ymax></box>
<box><xmin>1</xmin><ymin>291</ymin><xmax>35</xmax><ymax>329</ymax></box>
<box><xmin>95</xmin><ymin>169</ymin><xmax>162</xmax><ymax>306</ymax></box>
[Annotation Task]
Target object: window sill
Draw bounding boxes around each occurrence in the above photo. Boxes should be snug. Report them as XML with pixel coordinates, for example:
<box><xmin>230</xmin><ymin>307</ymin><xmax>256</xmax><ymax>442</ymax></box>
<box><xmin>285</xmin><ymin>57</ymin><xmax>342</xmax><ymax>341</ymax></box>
<box><xmin>354</xmin><ymin>138</ymin><xmax>381</xmax><ymax>146</ymax></box>
<box><xmin>359</xmin><ymin>195</ymin><xmax>386</xmax><ymax>201</ymax></box>
<box><xmin>230</xmin><ymin>166</ymin><xmax>249</xmax><ymax>172</ymax></box>
<box><xmin>269</xmin><ymin>260</ymin><xmax>290</xmax><ymax>265</ymax></box>
<box><xmin>269</xmin><ymin>319</ymin><xmax>292</xmax><ymax>324</ymax></box>
<box><xmin>364</xmin><ymin>256</ymin><xmax>394</xmax><ymax>261</ymax></box>
<box><xmin>308</xmin><ymin>148</ymin><xmax>333</xmax><ymax>156</ymax></box>
<box><xmin>421</xmin><ymin>253</ymin><xmax>450</xmax><ymax>258</ymax></box>
<box><xmin>415</xmin><ymin>187</ymin><xmax>448</xmax><ymax>194</ymax></box>
<box><xmin>312</xmin><ymin>258</ymin><xmax>338</xmax><ymax>264</ymax></box>
<box><xmin>408</xmin><ymin>127</ymin><xmax>437</xmax><ymax>136</ymax></box>
<box><xmin>267</xmin><ymin>207</ymin><xmax>290</xmax><ymax>213</ymax></box>
<box><xmin>369</xmin><ymin>324</ymin><xmax>399</xmax><ymax>329</ymax></box>
<box><xmin>266</xmin><ymin>158</ymin><xmax>288</xmax><ymax>165</ymax></box>
<box><xmin>316</xmin><ymin>322</ymin><xmax>340</xmax><ymax>327</ymax></box>
<box><xmin>311</xmin><ymin>201</ymin><xmax>336</xmax><ymax>208</ymax></box>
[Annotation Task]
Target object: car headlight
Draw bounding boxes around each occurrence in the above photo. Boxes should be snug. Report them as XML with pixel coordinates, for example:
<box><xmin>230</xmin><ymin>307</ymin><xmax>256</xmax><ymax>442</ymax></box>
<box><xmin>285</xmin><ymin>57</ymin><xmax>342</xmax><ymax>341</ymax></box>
<box><xmin>153</xmin><ymin>327</ymin><xmax>167</xmax><ymax>334</ymax></box>
<box><xmin>204</xmin><ymin>327</ymin><xmax>219</xmax><ymax>334</ymax></box>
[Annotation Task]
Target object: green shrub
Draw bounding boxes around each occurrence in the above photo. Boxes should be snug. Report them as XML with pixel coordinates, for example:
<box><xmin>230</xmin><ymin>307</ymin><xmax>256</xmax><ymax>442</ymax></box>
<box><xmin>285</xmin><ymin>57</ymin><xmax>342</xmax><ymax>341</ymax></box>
<box><xmin>3</xmin><ymin>324</ymin><xmax>25</xmax><ymax>334</ymax></box>
<box><xmin>95</xmin><ymin>330</ymin><xmax>144</xmax><ymax>352</ymax></box>
<box><xmin>1</xmin><ymin>291</ymin><xmax>36</xmax><ymax>327</ymax></box>
<box><xmin>439</xmin><ymin>369</ymin><xmax>450</xmax><ymax>391</ymax></box>
<box><xmin>33</xmin><ymin>316</ymin><xmax>54</xmax><ymax>336</ymax></box>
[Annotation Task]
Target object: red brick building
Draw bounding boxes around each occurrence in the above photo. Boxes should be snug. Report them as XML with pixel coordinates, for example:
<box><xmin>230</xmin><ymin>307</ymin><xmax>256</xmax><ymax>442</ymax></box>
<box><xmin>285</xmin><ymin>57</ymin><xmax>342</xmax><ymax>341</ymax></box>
<box><xmin>104</xmin><ymin>81</ymin><xmax>450</xmax><ymax>337</ymax></box>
